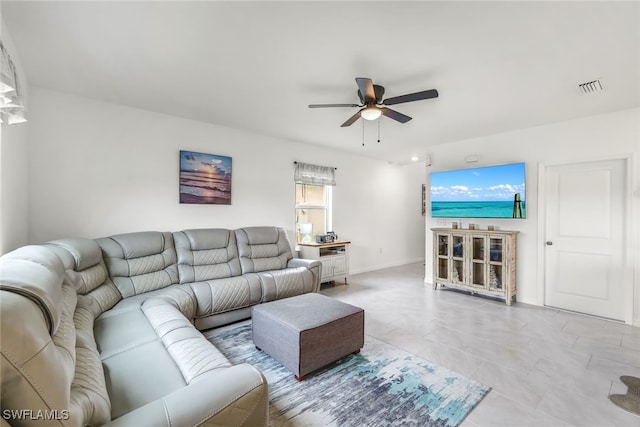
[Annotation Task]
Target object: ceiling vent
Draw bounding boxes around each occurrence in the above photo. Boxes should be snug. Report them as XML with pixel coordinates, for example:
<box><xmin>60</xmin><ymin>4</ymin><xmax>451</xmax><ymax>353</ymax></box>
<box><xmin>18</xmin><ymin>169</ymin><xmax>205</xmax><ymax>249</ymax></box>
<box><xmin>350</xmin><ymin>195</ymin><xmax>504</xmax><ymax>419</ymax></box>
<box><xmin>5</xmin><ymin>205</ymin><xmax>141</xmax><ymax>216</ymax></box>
<box><xmin>578</xmin><ymin>79</ymin><xmax>603</xmax><ymax>94</ymax></box>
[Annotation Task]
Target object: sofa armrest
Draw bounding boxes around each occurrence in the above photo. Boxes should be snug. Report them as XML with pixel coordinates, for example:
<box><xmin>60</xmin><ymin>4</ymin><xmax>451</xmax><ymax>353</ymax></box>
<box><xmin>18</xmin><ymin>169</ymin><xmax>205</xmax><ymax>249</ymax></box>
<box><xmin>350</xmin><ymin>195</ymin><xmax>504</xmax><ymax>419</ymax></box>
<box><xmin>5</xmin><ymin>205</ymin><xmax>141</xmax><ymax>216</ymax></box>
<box><xmin>287</xmin><ymin>257</ymin><xmax>320</xmax><ymax>270</ymax></box>
<box><xmin>288</xmin><ymin>258</ymin><xmax>321</xmax><ymax>292</ymax></box>
<box><xmin>104</xmin><ymin>364</ymin><xmax>268</xmax><ymax>427</ymax></box>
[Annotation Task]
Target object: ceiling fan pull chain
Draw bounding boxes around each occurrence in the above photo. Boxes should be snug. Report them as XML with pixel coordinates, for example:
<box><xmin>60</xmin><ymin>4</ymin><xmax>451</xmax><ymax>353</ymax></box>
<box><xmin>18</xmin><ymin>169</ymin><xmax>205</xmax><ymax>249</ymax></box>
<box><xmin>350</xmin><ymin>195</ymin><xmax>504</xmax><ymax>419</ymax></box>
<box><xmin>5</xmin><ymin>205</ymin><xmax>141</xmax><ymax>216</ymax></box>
<box><xmin>362</xmin><ymin>119</ymin><xmax>365</xmax><ymax>147</ymax></box>
<box><xmin>377</xmin><ymin>119</ymin><xmax>381</xmax><ymax>143</ymax></box>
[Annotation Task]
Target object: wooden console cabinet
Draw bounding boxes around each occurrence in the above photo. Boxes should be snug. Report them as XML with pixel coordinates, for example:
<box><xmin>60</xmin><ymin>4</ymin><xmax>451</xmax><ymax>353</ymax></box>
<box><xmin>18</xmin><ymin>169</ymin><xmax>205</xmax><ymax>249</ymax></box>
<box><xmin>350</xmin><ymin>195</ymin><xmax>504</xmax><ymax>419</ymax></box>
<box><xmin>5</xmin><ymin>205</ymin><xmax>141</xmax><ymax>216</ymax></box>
<box><xmin>298</xmin><ymin>241</ymin><xmax>350</xmax><ymax>284</ymax></box>
<box><xmin>431</xmin><ymin>228</ymin><xmax>518</xmax><ymax>305</ymax></box>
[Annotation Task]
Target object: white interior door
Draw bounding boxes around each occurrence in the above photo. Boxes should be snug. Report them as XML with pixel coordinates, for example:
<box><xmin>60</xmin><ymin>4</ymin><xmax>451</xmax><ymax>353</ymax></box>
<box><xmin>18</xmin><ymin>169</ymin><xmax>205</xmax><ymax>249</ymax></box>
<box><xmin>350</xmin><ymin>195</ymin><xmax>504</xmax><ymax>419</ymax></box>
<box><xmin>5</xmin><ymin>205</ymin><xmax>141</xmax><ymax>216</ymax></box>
<box><xmin>544</xmin><ymin>159</ymin><xmax>627</xmax><ymax>321</ymax></box>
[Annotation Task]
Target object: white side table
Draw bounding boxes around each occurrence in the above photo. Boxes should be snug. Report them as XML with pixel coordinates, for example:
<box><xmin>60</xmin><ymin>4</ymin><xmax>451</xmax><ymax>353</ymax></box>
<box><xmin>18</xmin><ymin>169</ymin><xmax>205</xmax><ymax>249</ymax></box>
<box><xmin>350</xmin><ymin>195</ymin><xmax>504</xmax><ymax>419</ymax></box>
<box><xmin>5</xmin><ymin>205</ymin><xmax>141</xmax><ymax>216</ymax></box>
<box><xmin>298</xmin><ymin>240</ymin><xmax>351</xmax><ymax>284</ymax></box>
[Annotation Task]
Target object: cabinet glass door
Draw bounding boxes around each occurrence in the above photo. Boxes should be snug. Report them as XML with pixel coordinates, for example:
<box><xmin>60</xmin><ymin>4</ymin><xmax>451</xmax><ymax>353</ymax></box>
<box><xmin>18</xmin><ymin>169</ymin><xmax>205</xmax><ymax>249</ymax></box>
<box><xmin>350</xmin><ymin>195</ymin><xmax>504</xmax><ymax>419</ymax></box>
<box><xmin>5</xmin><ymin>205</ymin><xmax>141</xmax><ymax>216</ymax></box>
<box><xmin>489</xmin><ymin>238</ymin><xmax>503</xmax><ymax>262</ymax></box>
<box><xmin>452</xmin><ymin>235</ymin><xmax>464</xmax><ymax>258</ymax></box>
<box><xmin>488</xmin><ymin>237</ymin><xmax>504</xmax><ymax>291</ymax></box>
<box><xmin>438</xmin><ymin>235</ymin><xmax>449</xmax><ymax>257</ymax></box>
<box><xmin>452</xmin><ymin>259</ymin><xmax>464</xmax><ymax>283</ymax></box>
<box><xmin>472</xmin><ymin>237</ymin><xmax>485</xmax><ymax>261</ymax></box>
<box><xmin>451</xmin><ymin>234</ymin><xmax>464</xmax><ymax>283</ymax></box>
<box><xmin>436</xmin><ymin>234</ymin><xmax>449</xmax><ymax>281</ymax></box>
<box><xmin>488</xmin><ymin>265</ymin><xmax>503</xmax><ymax>290</ymax></box>
<box><xmin>471</xmin><ymin>262</ymin><xmax>485</xmax><ymax>286</ymax></box>
<box><xmin>437</xmin><ymin>258</ymin><xmax>449</xmax><ymax>280</ymax></box>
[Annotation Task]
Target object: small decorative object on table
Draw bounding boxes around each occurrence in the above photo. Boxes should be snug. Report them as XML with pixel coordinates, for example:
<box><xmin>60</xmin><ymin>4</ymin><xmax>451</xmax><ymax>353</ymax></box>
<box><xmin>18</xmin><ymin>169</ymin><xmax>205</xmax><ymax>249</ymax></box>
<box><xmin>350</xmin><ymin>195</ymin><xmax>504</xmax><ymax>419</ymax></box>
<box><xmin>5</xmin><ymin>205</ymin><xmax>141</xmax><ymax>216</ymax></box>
<box><xmin>300</xmin><ymin>223</ymin><xmax>313</xmax><ymax>243</ymax></box>
<box><xmin>452</xmin><ymin>221</ymin><xmax>458</xmax><ymax>229</ymax></box>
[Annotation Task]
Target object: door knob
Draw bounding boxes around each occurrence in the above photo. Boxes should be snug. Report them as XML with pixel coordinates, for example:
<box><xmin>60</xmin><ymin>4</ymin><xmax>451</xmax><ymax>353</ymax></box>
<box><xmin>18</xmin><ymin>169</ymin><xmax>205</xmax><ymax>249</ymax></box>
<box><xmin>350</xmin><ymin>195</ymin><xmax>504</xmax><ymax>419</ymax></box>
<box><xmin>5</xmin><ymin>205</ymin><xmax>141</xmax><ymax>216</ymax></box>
<box><xmin>546</xmin><ymin>241</ymin><xmax>553</xmax><ymax>246</ymax></box>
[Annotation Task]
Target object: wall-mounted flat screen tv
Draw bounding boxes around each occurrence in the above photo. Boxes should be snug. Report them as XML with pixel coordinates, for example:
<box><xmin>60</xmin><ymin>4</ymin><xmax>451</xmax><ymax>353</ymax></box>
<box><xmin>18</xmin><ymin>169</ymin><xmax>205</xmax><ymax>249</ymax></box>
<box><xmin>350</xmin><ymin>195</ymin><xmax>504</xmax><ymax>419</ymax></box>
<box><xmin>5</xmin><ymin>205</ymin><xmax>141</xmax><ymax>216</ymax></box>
<box><xmin>430</xmin><ymin>162</ymin><xmax>526</xmax><ymax>218</ymax></box>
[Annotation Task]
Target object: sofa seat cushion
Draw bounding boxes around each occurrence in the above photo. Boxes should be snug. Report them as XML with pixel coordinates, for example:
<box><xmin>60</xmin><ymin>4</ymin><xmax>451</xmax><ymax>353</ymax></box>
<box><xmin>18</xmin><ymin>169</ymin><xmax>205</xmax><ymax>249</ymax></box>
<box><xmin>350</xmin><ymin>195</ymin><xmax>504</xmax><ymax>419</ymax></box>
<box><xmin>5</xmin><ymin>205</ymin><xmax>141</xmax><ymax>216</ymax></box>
<box><xmin>189</xmin><ymin>275</ymin><xmax>262</xmax><ymax>318</ymax></box>
<box><xmin>142</xmin><ymin>299</ymin><xmax>231</xmax><ymax>382</ymax></box>
<box><xmin>105</xmin><ymin>284</ymin><xmax>197</xmax><ymax>320</ymax></box>
<box><xmin>96</xmin><ymin>299</ymin><xmax>231</xmax><ymax>419</ymax></box>
<box><xmin>94</xmin><ymin>305</ymin><xmax>160</xmax><ymax>359</ymax></box>
<box><xmin>104</xmin><ymin>339</ymin><xmax>186</xmax><ymax>419</ymax></box>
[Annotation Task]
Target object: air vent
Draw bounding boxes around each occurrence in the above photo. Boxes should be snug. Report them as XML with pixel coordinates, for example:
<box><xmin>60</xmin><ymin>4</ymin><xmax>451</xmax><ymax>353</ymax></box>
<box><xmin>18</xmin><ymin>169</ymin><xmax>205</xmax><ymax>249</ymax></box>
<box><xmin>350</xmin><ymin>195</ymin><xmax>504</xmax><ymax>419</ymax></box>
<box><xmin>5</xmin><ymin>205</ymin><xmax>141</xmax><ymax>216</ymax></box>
<box><xmin>579</xmin><ymin>79</ymin><xmax>603</xmax><ymax>94</ymax></box>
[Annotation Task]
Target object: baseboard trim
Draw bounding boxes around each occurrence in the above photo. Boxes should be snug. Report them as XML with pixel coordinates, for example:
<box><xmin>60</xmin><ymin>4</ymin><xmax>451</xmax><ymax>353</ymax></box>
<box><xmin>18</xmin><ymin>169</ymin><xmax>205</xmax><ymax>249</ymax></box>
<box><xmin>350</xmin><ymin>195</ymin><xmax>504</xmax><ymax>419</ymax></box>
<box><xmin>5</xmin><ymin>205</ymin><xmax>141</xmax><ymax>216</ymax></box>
<box><xmin>350</xmin><ymin>258</ymin><xmax>425</xmax><ymax>275</ymax></box>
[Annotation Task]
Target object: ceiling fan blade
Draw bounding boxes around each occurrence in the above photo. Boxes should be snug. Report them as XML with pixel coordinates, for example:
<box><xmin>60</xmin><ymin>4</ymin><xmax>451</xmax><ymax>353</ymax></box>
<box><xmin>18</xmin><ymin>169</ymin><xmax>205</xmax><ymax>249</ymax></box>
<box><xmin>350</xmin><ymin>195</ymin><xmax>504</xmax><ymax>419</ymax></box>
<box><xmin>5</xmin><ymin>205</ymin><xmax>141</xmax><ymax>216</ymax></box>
<box><xmin>380</xmin><ymin>107</ymin><xmax>412</xmax><ymax>123</ymax></box>
<box><xmin>340</xmin><ymin>110</ymin><xmax>362</xmax><ymax>127</ymax></box>
<box><xmin>308</xmin><ymin>103</ymin><xmax>360</xmax><ymax>108</ymax></box>
<box><xmin>355</xmin><ymin>78</ymin><xmax>376</xmax><ymax>102</ymax></box>
<box><xmin>382</xmin><ymin>89</ymin><xmax>439</xmax><ymax>106</ymax></box>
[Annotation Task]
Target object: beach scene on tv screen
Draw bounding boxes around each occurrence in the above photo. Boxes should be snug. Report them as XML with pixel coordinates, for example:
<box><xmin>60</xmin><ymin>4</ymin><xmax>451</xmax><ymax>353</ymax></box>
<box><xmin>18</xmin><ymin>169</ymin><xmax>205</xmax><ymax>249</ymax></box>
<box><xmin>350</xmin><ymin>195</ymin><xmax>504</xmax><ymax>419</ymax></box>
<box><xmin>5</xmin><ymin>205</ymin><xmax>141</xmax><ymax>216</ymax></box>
<box><xmin>431</xmin><ymin>163</ymin><xmax>526</xmax><ymax>218</ymax></box>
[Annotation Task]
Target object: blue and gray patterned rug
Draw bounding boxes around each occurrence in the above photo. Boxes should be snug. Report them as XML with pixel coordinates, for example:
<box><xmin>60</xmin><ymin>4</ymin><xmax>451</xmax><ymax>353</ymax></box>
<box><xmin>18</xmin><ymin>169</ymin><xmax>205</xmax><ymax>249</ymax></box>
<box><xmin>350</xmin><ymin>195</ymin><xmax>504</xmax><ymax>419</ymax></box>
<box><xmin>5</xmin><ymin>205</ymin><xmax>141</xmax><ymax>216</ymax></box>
<box><xmin>207</xmin><ymin>321</ymin><xmax>490</xmax><ymax>427</ymax></box>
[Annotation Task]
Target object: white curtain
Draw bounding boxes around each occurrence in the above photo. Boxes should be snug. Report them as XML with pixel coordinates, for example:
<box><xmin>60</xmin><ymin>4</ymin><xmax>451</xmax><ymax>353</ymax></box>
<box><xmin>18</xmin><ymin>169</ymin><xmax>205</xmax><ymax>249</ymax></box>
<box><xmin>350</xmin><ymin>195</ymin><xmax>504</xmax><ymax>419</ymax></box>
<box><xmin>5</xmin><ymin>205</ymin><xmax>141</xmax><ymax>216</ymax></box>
<box><xmin>294</xmin><ymin>162</ymin><xmax>336</xmax><ymax>186</ymax></box>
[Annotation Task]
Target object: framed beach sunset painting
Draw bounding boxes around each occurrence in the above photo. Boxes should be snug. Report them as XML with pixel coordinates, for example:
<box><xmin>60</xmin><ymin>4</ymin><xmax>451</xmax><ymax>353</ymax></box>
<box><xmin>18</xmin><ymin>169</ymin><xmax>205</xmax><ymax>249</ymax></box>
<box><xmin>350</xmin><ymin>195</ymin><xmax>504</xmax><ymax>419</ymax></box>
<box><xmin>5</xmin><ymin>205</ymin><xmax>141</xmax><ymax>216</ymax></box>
<box><xmin>179</xmin><ymin>150</ymin><xmax>232</xmax><ymax>205</ymax></box>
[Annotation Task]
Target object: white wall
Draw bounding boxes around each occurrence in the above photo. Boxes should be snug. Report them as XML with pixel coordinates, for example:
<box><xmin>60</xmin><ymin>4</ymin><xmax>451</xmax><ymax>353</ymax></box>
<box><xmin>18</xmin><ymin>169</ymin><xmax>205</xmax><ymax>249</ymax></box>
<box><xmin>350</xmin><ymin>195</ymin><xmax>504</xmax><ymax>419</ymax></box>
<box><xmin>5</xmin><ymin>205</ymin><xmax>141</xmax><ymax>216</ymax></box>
<box><xmin>0</xmin><ymin>18</ymin><xmax>29</xmax><ymax>254</ymax></box>
<box><xmin>26</xmin><ymin>87</ymin><xmax>425</xmax><ymax>273</ymax></box>
<box><xmin>423</xmin><ymin>108</ymin><xmax>640</xmax><ymax>324</ymax></box>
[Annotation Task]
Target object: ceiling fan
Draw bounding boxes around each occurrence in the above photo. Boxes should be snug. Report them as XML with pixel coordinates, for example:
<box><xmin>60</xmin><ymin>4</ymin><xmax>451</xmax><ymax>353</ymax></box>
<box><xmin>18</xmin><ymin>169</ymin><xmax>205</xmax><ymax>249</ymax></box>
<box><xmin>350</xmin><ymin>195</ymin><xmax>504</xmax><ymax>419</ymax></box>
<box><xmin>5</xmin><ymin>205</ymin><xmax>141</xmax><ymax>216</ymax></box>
<box><xmin>309</xmin><ymin>77</ymin><xmax>439</xmax><ymax>127</ymax></box>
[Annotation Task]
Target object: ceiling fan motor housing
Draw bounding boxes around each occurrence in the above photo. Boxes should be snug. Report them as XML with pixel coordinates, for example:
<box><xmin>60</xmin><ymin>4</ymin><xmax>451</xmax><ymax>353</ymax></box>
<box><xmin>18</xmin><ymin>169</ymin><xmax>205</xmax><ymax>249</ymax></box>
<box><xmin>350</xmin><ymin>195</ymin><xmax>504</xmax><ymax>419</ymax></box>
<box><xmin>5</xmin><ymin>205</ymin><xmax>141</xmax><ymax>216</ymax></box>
<box><xmin>358</xmin><ymin>84</ymin><xmax>385</xmax><ymax>104</ymax></box>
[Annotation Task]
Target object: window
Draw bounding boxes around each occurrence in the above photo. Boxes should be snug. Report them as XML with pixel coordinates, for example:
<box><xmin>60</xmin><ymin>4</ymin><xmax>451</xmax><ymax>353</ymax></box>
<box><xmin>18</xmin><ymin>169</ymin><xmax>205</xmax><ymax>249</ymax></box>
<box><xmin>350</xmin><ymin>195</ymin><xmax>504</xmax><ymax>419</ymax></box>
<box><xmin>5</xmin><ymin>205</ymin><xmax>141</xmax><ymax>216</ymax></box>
<box><xmin>294</xmin><ymin>162</ymin><xmax>336</xmax><ymax>244</ymax></box>
<box><xmin>295</xmin><ymin>184</ymin><xmax>332</xmax><ymax>243</ymax></box>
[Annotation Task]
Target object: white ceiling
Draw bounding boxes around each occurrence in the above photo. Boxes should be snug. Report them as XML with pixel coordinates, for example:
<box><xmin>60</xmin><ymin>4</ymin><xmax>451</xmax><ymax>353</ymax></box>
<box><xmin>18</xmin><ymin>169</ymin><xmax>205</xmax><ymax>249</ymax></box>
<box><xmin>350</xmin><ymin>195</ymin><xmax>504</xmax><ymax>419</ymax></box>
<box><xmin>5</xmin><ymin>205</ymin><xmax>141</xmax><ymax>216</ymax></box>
<box><xmin>3</xmin><ymin>1</ymin><xmax>639</xmax><ymax>164</ymax></box>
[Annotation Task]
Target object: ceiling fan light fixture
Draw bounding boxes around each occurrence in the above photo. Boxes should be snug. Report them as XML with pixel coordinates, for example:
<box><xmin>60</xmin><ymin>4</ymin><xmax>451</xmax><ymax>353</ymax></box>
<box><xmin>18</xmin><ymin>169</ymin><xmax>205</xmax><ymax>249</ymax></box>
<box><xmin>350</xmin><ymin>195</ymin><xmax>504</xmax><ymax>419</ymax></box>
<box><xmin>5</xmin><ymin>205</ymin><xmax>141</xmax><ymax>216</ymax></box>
<box><xmin>361</xmin><ymin>106</ymin><xmax>381</xmax><ymax>121</ymax></box>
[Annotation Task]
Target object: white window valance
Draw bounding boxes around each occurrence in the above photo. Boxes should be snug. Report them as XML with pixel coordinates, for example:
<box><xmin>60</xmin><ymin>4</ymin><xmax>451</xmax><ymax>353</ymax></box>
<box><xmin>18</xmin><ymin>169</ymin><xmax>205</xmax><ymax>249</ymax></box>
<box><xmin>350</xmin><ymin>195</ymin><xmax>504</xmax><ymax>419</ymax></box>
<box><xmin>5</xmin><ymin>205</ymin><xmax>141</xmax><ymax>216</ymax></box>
<box><xmin>294</xmin><ymin>162</ymin><xmax>336</xmax><ymax>186</ymax></box>
<box><xmin>0</xmin><ymin>41</ymin><xmax>27</xmax><ymax>125</ymax></box>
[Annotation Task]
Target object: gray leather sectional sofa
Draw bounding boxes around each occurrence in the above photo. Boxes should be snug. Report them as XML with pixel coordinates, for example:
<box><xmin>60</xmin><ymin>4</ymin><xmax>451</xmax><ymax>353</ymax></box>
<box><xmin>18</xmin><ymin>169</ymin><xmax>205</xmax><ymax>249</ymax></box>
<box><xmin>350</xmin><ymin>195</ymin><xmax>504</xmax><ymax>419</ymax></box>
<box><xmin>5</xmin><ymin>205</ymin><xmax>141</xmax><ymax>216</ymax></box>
<box><xmin>0</xmin><ymin>226</ymin><xmax>321</xmax><ymax>426</ymax></box>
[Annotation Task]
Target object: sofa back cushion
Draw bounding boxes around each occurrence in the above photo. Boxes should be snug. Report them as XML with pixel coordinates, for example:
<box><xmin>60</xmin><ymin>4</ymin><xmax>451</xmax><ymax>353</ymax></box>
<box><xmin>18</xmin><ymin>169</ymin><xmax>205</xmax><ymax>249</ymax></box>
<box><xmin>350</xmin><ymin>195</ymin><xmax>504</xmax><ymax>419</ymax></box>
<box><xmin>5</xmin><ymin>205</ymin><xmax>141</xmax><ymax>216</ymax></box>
<box><xmin>44</xmin><ymin>239</ymin><xmax>117</xmax><ymax>423</ymax></box>
<box><xmin>174</xmin><ymin>228</ymin><xmax>242</xmax><ymax>283</ymax></box>
<box><xmin>0</xmin><ymin>245</ymin><xmax>81</xmax><ymax>425</ymax></box>
<box><xmin>0</xmin><ymin>245</ymin><xmax>64</xmax><ymax>334</ymax></box>
<box><xmin>47</xmin><ymin>238</ymin><xmax>121</xmax><ymax>316</ymax></box>
<box><xmin>235</xmin><ymin>227</ymin><xmax>293</xmax><ymax>273</ymax></box>
<box><xmin>96</xmin><ymin>231</ymin><xmax>179</xmax><ymax>298</ymax></box>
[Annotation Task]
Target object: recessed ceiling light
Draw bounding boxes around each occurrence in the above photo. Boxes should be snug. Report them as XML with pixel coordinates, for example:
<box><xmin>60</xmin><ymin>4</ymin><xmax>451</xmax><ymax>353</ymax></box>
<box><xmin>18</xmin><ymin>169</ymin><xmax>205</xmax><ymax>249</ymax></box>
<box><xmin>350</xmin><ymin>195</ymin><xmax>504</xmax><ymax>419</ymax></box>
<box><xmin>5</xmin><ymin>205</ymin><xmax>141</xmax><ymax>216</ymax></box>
<box><xmin>411</xmin><ymin>155</ymin><xmax>419</xmax><ymax>162</ymax></box>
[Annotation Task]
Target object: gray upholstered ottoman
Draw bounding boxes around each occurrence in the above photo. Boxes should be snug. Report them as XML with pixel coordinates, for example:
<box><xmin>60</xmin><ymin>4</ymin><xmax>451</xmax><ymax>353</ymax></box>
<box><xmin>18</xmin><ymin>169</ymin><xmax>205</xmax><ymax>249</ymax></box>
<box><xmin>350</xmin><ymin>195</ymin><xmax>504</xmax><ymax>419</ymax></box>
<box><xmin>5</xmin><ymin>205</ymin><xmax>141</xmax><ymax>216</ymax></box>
<box><xmin>252</xmin><ymin>293</ymin><xmax>364</xmax><ymax>380</ymax></box>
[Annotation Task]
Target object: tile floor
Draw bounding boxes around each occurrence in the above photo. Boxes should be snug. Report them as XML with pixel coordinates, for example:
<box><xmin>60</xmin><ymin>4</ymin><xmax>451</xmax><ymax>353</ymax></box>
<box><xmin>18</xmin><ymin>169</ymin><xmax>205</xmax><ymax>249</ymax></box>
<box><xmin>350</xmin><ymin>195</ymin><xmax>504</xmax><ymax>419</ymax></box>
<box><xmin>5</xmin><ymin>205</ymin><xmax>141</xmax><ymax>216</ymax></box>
<box><xmin>320</xmin><ymin>262</ymin><xmax>640</xmax><ymax>427</ymax></box>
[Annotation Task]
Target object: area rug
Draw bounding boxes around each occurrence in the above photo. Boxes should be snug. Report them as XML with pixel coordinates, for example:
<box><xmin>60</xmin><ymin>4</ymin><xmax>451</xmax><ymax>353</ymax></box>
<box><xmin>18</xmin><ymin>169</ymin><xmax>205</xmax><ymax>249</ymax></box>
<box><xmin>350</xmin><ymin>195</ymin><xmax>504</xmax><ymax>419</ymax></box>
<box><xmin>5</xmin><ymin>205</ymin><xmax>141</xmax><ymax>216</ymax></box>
<box><xmin>206</xmin><ymin>321</ymin><xmax>490</xmax><ymax>427</ymax></box>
